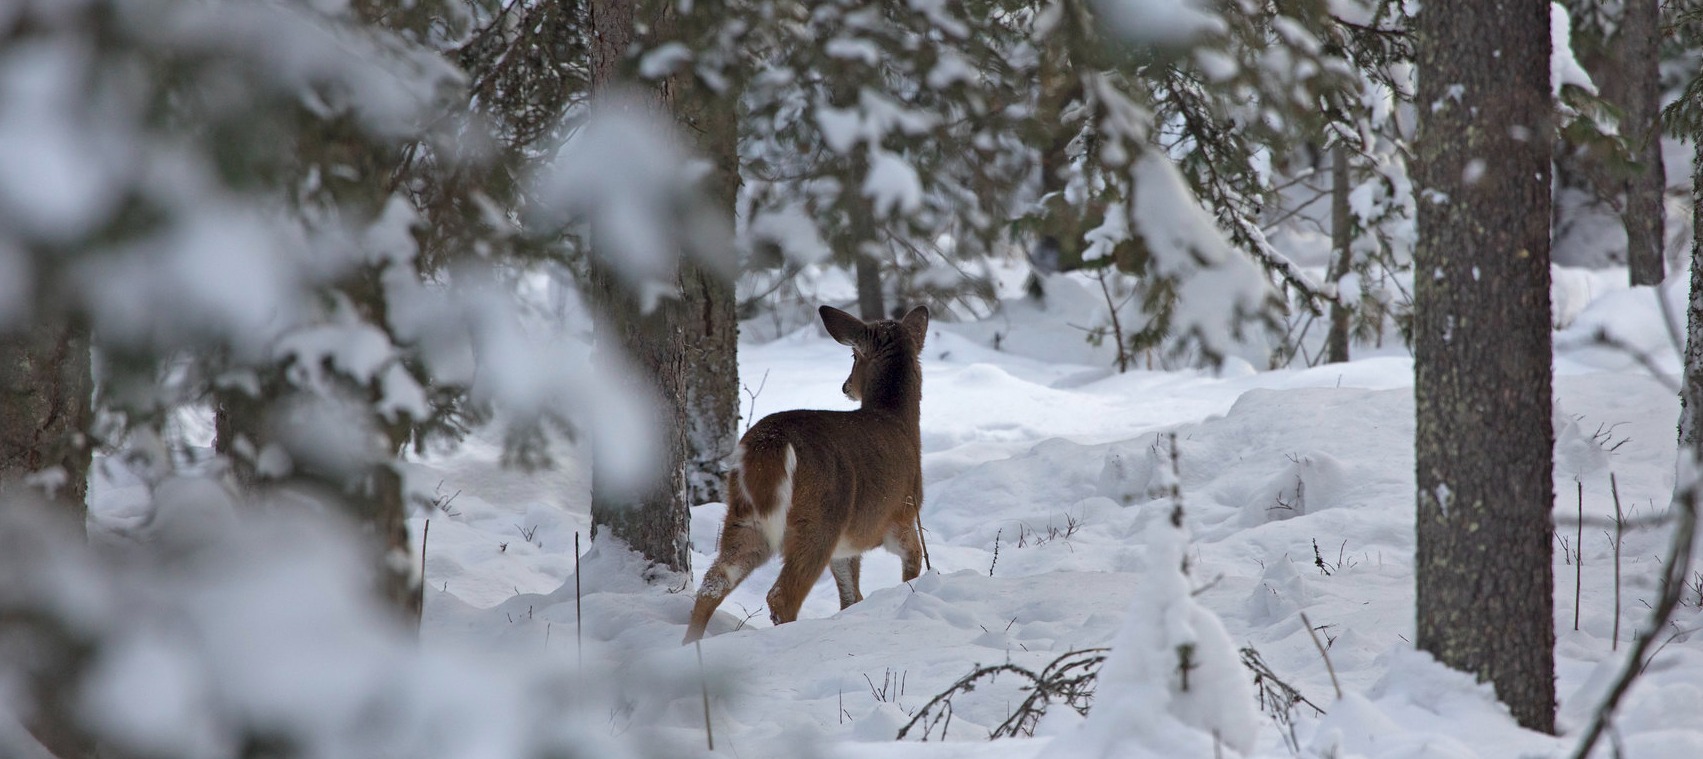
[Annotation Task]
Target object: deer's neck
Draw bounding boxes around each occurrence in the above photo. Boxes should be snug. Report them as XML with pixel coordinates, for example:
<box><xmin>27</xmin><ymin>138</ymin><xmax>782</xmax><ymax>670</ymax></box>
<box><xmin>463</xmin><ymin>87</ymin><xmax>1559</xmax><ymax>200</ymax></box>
<box><xmin>859</xmin><ymin>358</ymin><xmax>922</xmax><ymax>424</ymax></box>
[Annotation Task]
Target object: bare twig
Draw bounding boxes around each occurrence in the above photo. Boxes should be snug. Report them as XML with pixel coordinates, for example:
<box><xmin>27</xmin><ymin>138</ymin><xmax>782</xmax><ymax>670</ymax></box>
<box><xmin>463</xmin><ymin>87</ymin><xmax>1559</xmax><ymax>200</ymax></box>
<box><xmin>575</xmin><ymin>531</ymin><xmax>583</xmax><ymax>668</ymax></box>
<box><xmin>741</xmin><ymin>369</ymin><xmax>771</xmax><ymax>434</ymax></box>
<box><xmin>1576</xmin><ymin>481</ymin><xmax>1583</xmax><ymax>632</ymax></box>
<box><xmin>1568</xmin><ymin>481</ymin><xmax>1698</xmax><ymax>759</ymax></box>
<box><xmin>1591</xmin><ymin>329</ymin><xmax>1683</xmax><ymax>394</ymax></box>
<box><xmin>1093</xmin><ymin>266</ymin><xmax>1131</xmax><ymax>373</ymax></box>
<box><xmin>914</xmin><ymin>502</ymin><xmax>932</xmax><ymax>572</ymax></box>
<box><xmin>420</xmin><ymin>519</ymin><xmax>430</xmax><ymax>613</ymax></box>
<box><xmin>696</xmin><ymin>640</ymin><xmax>715</xmax><ymax>752</ymax></box>
<box><xmin>1556</xmin><ymin>511</ymin><xmax>1677</xmax><ymax>530</ymax></box>
<box><xmin>1299</xmin><ymin>612</ymin><xmax>1342</xmax><ymax>701</ymax></box>
<box><xmin>898</xmin><ymin>649</ymin><xmax>1109</xmax><ymax>741</ymax></box>
<box><xmin>1612</xmin><ymin>474</ymin><xmax>1625</xmax><ymax>651</ymax></box>
<box><xmin>1242</xmin><ymin>644</ymin><xmax>1326</xmax><ymax>757</ymax></box>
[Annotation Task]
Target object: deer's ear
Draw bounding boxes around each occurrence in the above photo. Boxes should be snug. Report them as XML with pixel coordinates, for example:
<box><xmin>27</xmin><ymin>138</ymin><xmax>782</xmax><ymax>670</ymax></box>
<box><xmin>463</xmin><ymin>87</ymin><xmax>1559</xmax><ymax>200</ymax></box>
<box><xmin>900</xmin><ymin>305</ymin><xmax>929</xmax><ymax>349</ymax></box>
<box><xmin>820</xmin><ymin>306</ymin><xmax>867</xmax><ymax>346</ymax></box>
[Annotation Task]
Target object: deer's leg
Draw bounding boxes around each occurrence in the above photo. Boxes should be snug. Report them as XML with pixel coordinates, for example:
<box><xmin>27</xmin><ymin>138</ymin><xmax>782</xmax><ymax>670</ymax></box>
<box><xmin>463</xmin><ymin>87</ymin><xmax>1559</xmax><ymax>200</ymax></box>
<box><xmin>684</xmin><ymin>518</ymin><xmax>772</xmax><ymax>644</ymax></box>
<box><xmin>885</xmin><ymin>515</ymin><xmax>923</xmax><ymax>583</ymax></box>
<box><xmin>830</xmin><ymin>556</ymin><xmax>863</xmax><ymax>610</ymax></box>
<box><xmin>766</xmin><ymin>523</ymin><xmax>835</xmax><ymax>626</ymax></box>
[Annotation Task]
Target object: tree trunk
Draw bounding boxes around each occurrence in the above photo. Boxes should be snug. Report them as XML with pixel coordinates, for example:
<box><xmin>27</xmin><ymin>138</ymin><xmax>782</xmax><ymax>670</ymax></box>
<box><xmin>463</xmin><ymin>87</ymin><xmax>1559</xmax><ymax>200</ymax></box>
<box><xmin>1623</xmin><ymin>0</ymin><xmax>1667</xmax><ymax>286</ymax></box>
<box><xmin>855</xmin><ymin>252</ymin><xmax>885</xmax><ymax>321</ymax></box>
<box><xmin>1324</xmin><ymin>145</ymin><xmax>1354</xmax><ymax>364</ymax></box>
<box><xmin>586</xmin><ymin>0</ymin><xmax>694</xmax><ymax>575</ymax></box>
<box><xmin>1031</xmin><ymin>43</ymin><xmax>1085</xmax><ymax>284</ymax></box>
<box><xmin>0</xmin><ymin>319</ymin><xmax>92</xmax><ymax>534</ymax></box>
<box><xmin>1413</xmin><ymin>0</ymin><xmax>1556</xmax><ymax>734</ymax></box>
<box><xmin>671</xmin><ymin>40</ymin><xmax>741</xmax><ymax>506</ymax></box>
<box><xmin>586</xmin><ymin>261</ymin><xmax>693</xmax><ymax>575</ymax></box>
<box><xmin>0</xmin><ymin>319</ymin><xmax>94</xmax><ymax>758</ymax></box>
<box><xmin>1682</xmin><ymin>143</ymin><xmax>1703</xmax><ymax>453</ymax></box>
<box><xmin>681</xmin><ymin>260</ymin><xmax>738</xmax><ymax>505</ymax></box>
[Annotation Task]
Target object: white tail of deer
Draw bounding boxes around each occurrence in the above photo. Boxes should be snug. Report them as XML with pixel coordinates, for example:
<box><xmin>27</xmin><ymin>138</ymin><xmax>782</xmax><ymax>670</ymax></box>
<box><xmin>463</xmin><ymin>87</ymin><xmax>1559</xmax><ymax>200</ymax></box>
<box><xmin>683</xmin><ymin>305</ymin><xmax>928</xmax><ymax>643</ymax></box>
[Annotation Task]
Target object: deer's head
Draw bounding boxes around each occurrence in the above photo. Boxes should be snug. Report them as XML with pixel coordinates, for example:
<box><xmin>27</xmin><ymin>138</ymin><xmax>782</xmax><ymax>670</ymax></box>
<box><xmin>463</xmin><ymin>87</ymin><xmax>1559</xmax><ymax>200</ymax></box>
<box><xmin>820</xmin><ymin>305</ymin><xmax>928</xmax><ymax>404</ymax></box>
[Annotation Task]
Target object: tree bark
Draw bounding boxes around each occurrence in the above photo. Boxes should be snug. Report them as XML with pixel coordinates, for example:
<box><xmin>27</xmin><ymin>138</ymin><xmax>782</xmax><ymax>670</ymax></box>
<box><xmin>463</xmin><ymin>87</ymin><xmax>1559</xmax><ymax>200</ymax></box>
<box><xmin>681</xmin><ymin>260</ymin><xmax>739</xmax><ymax>505</ymax></box>
<box><xmin>1682</xmin><ymin>143</ymin><xmax>1703</xmax><ymax>453</ymax></box>
<box><xmin>0</xmin><ymin>319</ymin><xmax>94</xmax><ymax>757</ymax></box>
<box><xmin>1413</xmin><ymin>0</ymin><xmax>1556</xmax><ymax>734</ymax></box>
<box><xmin>0</xmin><ymin>319</ymin><xmax>92</xmax><ymax>534</ymax></box>
<box><xmin>855</xmin><ymin>252</ymin><xmax>885</xmax><ymax>321</ymax></box>
<box><xmin>586</xmin><ymin>0</ymin><xmax>696</xmax><ymax>575</ymax></box>
<box><xmin>1622</xmin><ymin>0</ymin><xmax>1667</xmax><ymax>286</ymax></box>
<box><xmin>670</xmin><ymin>34</ymin><xmax>741</xmax><ymax>506</ymax></box>
<box><xmin>1324</xmin><ymin>145</ymin><xmax>1354</xmax><ymax>364</ymax></box>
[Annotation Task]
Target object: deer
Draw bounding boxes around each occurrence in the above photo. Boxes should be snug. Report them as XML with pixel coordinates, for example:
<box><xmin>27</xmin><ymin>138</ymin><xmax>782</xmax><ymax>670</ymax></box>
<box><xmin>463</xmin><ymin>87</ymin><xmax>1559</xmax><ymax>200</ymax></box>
<box><xmin>683</xmin><ymin>305</ymin><xmax>929</xmax><ymax>644</ymax></box>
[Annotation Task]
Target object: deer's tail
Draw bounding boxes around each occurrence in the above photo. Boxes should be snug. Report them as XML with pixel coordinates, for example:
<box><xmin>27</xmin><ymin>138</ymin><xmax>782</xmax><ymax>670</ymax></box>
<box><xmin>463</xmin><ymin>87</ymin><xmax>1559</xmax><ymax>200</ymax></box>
<box><xmin>733</xmin><ymin>439</ymin><xmax>797</xmax><ymax>553</ymax></box>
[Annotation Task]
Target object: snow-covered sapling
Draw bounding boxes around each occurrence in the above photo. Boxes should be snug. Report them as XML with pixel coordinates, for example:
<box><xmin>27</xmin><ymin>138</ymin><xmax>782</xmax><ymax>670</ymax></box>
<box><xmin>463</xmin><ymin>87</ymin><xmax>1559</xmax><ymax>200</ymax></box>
<box><xmin>684</xmin><ymin>306</ymin><xmax>930</xmax><ymax>643</ymax></box>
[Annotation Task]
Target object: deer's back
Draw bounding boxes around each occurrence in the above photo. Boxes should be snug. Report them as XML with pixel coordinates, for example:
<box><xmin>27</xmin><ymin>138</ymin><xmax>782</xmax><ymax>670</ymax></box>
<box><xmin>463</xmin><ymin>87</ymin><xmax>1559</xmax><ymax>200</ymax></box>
<box><xmin>738</xmin><ymin>408</ymin><xmax>920</xmax><ymax>536</ymax></box>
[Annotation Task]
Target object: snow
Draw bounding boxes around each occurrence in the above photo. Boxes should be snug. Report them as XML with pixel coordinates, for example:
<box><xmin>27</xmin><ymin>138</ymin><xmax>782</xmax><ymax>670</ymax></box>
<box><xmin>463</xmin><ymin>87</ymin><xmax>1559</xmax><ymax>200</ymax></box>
<box><xmin>3</xmin><ymin>0</ymin><xmax>1697</xmax><ymax>753</ymax></box>
<box><xmin>865</xmin><ymin>148</ymin><xmax>925</xmax><ymax>219</ymax></box>
<box><xmin>0</xmin><ymin>40</ymin><xmax>126</xmax><ymax>244</ymax></box>
<box><xmin>639</xmin><ymin>42</ymin><xmax>693</xmax><ymax>79</ymax></box>
<box><xmin>926</xmin><ymin>50</ymin><xmax>977</xmax><ymax>89</ymax></box>
<box><xmin>1091</xmin><ymin>0</ymin><xmax>1227</xmax><ymax>49</ymax></box>
<box><xmin>1550</xmin><ymin>2</ymin><xmax>1597</xmax><ymax>96</ymax></box>
<box><xmin>531</xmin><ymin>87</ymin><xmax>734</xmax><ymax>312</ymax></box>
<box><xmin>12</xmin><ymin>245</ymin><xmax>1691</xmax><ymax>757</ymax></box>
<box><xmin>1129</xmin><ymin>151</ymin><xmax>1275</xmax><ymax>360</ymax></box>
<box><xmin>194</xmin><ymin>258</ymin><xmax>1681</xmax><ymax>759</ymax></box>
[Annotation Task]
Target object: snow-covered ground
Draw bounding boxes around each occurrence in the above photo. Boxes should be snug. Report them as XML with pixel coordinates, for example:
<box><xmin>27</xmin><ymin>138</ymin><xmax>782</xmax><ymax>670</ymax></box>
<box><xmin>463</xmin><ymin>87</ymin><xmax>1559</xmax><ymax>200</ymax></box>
<box><xmin>404</xmin><ymin>267</ymin><xmax>1701</xmax><ymax>759</ymax></box>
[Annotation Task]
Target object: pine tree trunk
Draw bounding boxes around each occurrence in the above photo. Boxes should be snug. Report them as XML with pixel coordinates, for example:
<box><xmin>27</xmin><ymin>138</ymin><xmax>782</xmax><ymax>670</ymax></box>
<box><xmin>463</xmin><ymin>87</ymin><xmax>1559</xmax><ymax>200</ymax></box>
<box><xmin>0</xmin><ymin>319</ymin><xmax>94</xmax><ymax>756</ymax></box>
<box><xmin>1033</xmin><ymin>44</ymin><xmax>1084</xmax><ymax>278</ymax></box>
<box><xmin>0</xmin><ymin>319</ymin><xmax>92</xmax><ymax>532</ymax></box>
<box><xmin>586</xmin><ymin>0</ymin><xmax>693</xmax><ymax>575</ymax></box>
<box><xmin>1681</xmin><ymin>143</ymin><xmax>1703</xmax><ymax>453</ymax></box>
<box><xmin>1324</xmin><ymin>145</ymin><xmax>1354</xmax><ymax>364</ymax></box>
<box><xmin>1623</xmin><ymin>0</ymin><xmax>1667</xmax><ymax>286</ymax></box>
<box><xmin>681</xmin><ymin>260</ymin><xmax>738</xmax><ymax>505</ymax></box>
<box><xmin>671</xmin><ymin>41</ymin><xmax>740</xmax><ymax>506</ymax></box>
<box><xmin>855</xmin><ymin>253</ymin><xmax>885</xmax><ymax>321</ymax></box>
<box><xmin>587</xmin><ymin>261</ymin><xmax>693</xmax><ymax>575</ymax></box>
<box><xmin>1413</xmin><ymin>0</ymin><xmax>1556</xmax><ymax>734</ymax></box>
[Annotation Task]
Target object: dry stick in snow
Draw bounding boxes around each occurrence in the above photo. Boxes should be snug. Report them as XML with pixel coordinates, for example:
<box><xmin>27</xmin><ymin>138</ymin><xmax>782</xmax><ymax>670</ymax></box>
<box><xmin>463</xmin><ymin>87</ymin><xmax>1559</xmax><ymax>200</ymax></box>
<box><xmin>1298</xmin><ymin>612</ymin><xmax>1342</xmax><ymax>701</ymax></box>
<box><xmin>574</xmin><ymin>531</ymin><xmax>583</xmax><ymax>668</ymax></box>
<box><xmin>419</xmin><ymin>519</ymin><xmax>430</xmax><ymax>615</ymax></box>
<box><xmin>913</xmin><ymin>499</ymin><xmax>932</xmax><ymax>571</ymax></box>
<box><xmin>1611</xmin><ymin>473</ymin><xmax>1625</xmax><ymax>651</ymax></box>
<box><xmin>697</xmin><ymin>640</ymin><xmax>715</xmax><ymax>752</ymax></box>
<box><xmin>1575</xmin><ymin>480</ymin><xmax>1583</xmax><ymax>632</ymax></box>
<box><xmin>1569</xmin><ymin>482</ymin><xmax>1698</xmax><ymax>759</ymax></box>
<box><xmin>1093</xmin><ymin>266</ymin><xmax>1131</xmax><ymax>373</ymax></box>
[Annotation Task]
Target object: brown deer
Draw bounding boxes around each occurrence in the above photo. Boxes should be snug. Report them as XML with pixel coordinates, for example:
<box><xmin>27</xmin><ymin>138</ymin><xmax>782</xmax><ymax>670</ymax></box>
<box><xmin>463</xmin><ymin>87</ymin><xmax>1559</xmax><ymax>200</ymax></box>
<box><xmin>683</xmin><ymin>305</ymin><xmax>928</xmax><ymax>643</ymax></box>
